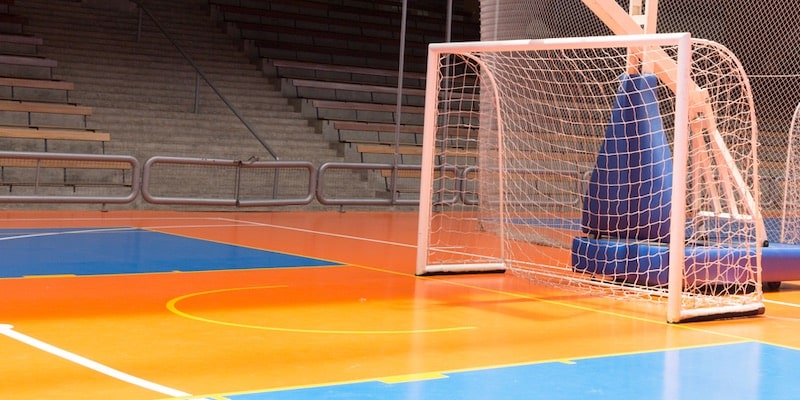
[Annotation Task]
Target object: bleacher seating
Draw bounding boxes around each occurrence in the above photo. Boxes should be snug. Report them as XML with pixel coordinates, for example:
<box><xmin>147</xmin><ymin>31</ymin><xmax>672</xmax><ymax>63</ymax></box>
<box><xmin>0</xmin><ymin>4</ymin><xmax>124</xmax><ymax>190</ymax></box>
<box><xmin>210</xmin><ymin>0</ymin><xmax>480</xmax><ymax>165</ymax></box>
<box><xmin>3</xmin><ymin>0</ymin><xmax>479</xmax><ymax>201</ymax></box>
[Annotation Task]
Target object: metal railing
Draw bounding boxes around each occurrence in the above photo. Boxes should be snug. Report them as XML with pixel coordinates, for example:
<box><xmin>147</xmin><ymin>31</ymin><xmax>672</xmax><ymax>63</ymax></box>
<box><xmin>317</xmin><ymin>162</ymin><xmax>427</xmax><ymax>206</ymax></box>
<box><xmin>0</xmin><ymin>151</ymin><xmax>140</xmax><ymax>204</ymax></box>
<box><xmin>141</xmin><ymin>156</ymin><xmax>315</xmax><ymax>207</ymax></box>
<box><xmin>0</xmin><ymin>153</ymin><xmax>469</xmax><ymax>207</ymax></box>
<box><xmin>0</xmin><ymin>152</ymin><xmax>618</xmax><ymax>209</ymax></box>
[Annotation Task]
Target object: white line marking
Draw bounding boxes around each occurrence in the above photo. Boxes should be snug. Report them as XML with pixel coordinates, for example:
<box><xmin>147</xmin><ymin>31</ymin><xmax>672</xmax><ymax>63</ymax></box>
<box><xmin>216</xmin><ymin>217</ymin><xmax>417</xmax><ymax>248</ymax></box>
<box><xmin>216</xmin><ymin>218</ymin><xmax>482</xmax><ymax>259</ymax></box>
<box><xmin>0</xmin><ymin>324</ymin><xmax>193</xmax><ymax>398</ymax></box>
<box><xmin>0</xmin><ymin>227</ymin><xmax>137</xmax><ymax>242</ymax></box>
<box><xmin>0</xmin><ymin>224</ymin><xmax>250</xmax><ymax>242</ymax></box>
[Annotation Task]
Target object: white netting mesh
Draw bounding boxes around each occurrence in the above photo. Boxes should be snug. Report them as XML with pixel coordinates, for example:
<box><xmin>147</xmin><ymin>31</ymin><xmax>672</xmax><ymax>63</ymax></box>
<box><xmin>780</xmin><ymin>103</ymin><xmax>800</xmax><ymax>245</ymax></box>
<box><xmin>418</xmin><ymin>35</ymin><xmax>764</xmax><ymax>322</ymax></box>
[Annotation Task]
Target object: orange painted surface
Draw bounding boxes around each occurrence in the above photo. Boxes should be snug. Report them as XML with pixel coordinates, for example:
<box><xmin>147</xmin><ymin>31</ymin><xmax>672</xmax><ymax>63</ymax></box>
<box><xmin>0</xmin><ymin>210</ymin><xmax>799</xmax><ymax>399</ymax></box>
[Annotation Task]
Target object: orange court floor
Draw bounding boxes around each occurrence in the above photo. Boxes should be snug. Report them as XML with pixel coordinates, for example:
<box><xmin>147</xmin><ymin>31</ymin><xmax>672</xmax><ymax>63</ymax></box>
<box><xmin>1</xmin><ymin>209</ymin><xmax>800</xmax><ymax>400</ymax></box>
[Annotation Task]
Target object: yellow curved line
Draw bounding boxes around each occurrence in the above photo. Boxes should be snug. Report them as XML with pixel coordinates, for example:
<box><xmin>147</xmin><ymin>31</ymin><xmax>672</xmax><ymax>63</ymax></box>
<box><xmin>166</xmin><ymin>286</ymin><xmax>476</xmax><ymax>335</ymax></box>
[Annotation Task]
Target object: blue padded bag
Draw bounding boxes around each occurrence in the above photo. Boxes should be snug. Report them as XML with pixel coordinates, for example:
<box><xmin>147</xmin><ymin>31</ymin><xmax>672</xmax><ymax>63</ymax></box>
<box><xmin>581</xmin><ymin>74</ymin><xmax>674</xmax><ymax>243</ymax></box>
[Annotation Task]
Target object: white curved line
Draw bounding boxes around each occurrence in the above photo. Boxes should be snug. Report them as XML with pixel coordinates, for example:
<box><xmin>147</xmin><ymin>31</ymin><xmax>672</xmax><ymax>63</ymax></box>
<box><xmin>0</xmin><ymin>227</ymin><xmax>137</xmax><ymax>242</ymax></box>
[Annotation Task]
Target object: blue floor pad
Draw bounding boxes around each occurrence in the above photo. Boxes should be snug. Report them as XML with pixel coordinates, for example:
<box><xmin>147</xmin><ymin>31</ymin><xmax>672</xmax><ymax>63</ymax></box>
<box><xmin>224</xmin><ymin>341</ymin><xmax>800</xmax><ymax>400</ymax></box>
<box><xmin>0</xmin><ymin>228</ymin><xmax>340</xmax><ymax>277</ymax></box>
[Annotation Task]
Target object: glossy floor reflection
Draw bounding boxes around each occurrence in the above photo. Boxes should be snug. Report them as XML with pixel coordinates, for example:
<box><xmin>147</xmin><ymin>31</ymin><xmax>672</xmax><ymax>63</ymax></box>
<box><xmin>1</xmin><ymin>210</ymin><xmax>798</xmax><ymax>400</ymax></box>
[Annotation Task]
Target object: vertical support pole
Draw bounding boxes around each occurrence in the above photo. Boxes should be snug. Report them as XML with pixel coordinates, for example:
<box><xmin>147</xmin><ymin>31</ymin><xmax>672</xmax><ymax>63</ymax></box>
<box><xmin>627</xmin><ymin>0</ymin><xmax>659</xmax><ymax>73</ymax></box>
<box><xmin>667</xmin><ymin>33</ymin><xmax>692</xmax><ymax>323</ymax></box>
<box><xmin>780</xmin><ymin>103</ymin><xmax>800</xmax><ymax>242</ymax></box>
<box><xmin>33</xmin><ymin>160</ymin><xmax>41</xmax><ymax>195</ymax></box>
<box><xmin>445</xmin><ymin>0</ymin><xmax>453</xmax><ymax>42</ymax></box>
<box><xmin>644</xmin><ymin>0</ymin><xmax>659</xmax><ymax>33</ymax></box>
<box><xmin>416</xmin><ymin>47</ymin><xmax>443</xmax><ymax>275</ymax></box>
<box><xmin>233</xmin><ymin>162</ymin><xmax>241</xmax><ymax>205</ymax></box>
<box><xmin>626</xmin><ymin>0</ymin><xmax>644</xmax><ymax>74</ymax></box>
<box><xmin>391</xmin><ymin>0</ymin><xmax>410</xmax><ymax>204</ymax></box>
<box><xmin>641</xmin><ymin>0</ymin><xmax>659</xmax><ymax>73</ymax></box>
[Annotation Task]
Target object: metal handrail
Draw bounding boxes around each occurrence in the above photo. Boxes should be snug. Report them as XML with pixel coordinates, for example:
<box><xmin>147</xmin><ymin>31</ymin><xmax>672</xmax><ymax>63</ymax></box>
<box><xmin>132</xmin><ymin>1</ymin><xmax>279</xmax><ymax>161</ymax></box>
<box><xmin>0</xmin><ymin>151</ymin><xmax>140</xmax><ymax>204</ymax></box>
<box><xmin>141</xmin><ymin>156</ymin><xmax>315</xmax><ymax>206</ymax></box>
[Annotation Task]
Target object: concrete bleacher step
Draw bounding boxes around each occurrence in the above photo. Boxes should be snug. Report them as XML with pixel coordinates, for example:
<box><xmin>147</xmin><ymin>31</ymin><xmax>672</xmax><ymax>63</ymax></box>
<box><xmin>281</xmin><ymin>78</ymin><xmax>426</xmax><ymax>106</ymax></box>
<box><xmin>0</xmin><ymin>12</ymin><xmax>26</xmax><ymax>34</ymax></box>
<box><xmin>28</xmin><ymin>20</ymin><xmax>246</xmax><ymax>53</ymax></box>
<box><xmin>0</xmin><ymin>32</ymin><xmax>42</xmax><ymax>55</ymax></box>
<box><xmin>232</xmin><ymin>23</ymin><xmax>430</xmax><ymax>63</ymax></box>
<box><xmin>0</xmin><ymin>99</ymin><xmax>90</xmax><ymax>128</ymax></box>
<box><xmin>213</xmin><ymin>0</ymin><xmax>478</xmax><ymax>74</ymax></box>
<box><xmin>69</xmin><ymin>88</ymin><xmax>299</xmax><ymax>114</ymax></box>
<box><xmin>323</xmin><ymin>120</ymin><xmax>423</xmax><ymax>143</ymax></box>
<box><xmin>52</xmin><ymin>65</ymin><xmax>284</xmax><ymax>97</ymax></box>
<box><xmin>0</xmin><ymin>53</ymin><xmax>55</xmax><ymax>79</ymax></box>
<box><xmin>0</xmin><ymin>125</ymin><xmax>111</xmax><ymax>154</ymax></box>
<box><xmin>211</xmin><ymin>0</ymin><xmax>477</xmax><ymax>44</ymax></box>
<box><xmin>252</xmin><ymin>39</ymin><xmax>426</xmax><ymax>72</ymax></box>
<box><xmin>42</xmin><ymin>48</ymin><xmax>267</xmax><ymax>76</ymax></box>
<box><xmin>263</xmin><ymin>59</ymin><xmax>426</xmax><ymax>88</ymax></box>
<box><xmin>301</xmin><ymin>99</ymin><xmax>425</xmax><ymax>125</ymax></box>
<box><xmin>88</xmin><ymin>111</ymin><xmax>322</xmax><ymax>139</ymax></box>
<box><xmin>0</xmin><ymin>76</ymin><xmax>73</xmax><ymax>102</ymax></box>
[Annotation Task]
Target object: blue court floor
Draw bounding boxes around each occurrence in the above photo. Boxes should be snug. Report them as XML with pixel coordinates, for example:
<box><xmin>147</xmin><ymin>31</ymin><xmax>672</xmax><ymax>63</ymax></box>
<box><xmin>0</xmin><ymin>227</ymin><xmax>339</xmax><ymax>277</ymax></box>
<box><xmin>193</xmin><ymin>341</ymin><xmax>800</xmax><ymax>400</ymax></box>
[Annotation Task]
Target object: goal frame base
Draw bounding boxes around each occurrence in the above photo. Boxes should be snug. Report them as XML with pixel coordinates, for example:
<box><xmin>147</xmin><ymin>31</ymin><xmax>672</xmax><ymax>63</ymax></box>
<box><xmin>417</xmin><ymin>263</ymin><xmax>506</xmax><ymax>276</ymax></box>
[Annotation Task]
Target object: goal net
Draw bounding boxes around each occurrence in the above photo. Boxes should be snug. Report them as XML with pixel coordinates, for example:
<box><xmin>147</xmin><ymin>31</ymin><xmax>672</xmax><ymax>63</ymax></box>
<box><xmin>480</xmin><ymin>0</ymin><xmax>800</xmax><ymax>250</ymax></box>
<box><xmin>415</xmin><ymin>33</ymin><xmax>765</xmax><ymax>323</ymax></box>
<box><xmin>780</xmin><ymin>103</ymin><xmax>800</xmax><ymax>245</ymax></box>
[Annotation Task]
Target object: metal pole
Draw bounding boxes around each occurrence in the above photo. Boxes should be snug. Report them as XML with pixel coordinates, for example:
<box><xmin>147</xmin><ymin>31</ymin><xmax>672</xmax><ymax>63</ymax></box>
<box><xmin>391</xmin><ymin>0</ymin><xmax>410</xmax><ymax>203</ymax></box>
<box><xmin>134</xmin><ymin>2</ymin><xmax>279</xmax><ymax>161</ymax></box>
<box><xmin>446</xmin><ymin>0</ymin><xmax>453</xmax><ymax>42</ymax></box>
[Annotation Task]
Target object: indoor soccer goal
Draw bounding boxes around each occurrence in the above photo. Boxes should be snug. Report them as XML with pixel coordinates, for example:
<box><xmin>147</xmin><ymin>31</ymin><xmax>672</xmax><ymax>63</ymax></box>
<box><xmin>415</xmin><ymin>33</ymin><xmax>765</xmax><ymax>323</ymax></box>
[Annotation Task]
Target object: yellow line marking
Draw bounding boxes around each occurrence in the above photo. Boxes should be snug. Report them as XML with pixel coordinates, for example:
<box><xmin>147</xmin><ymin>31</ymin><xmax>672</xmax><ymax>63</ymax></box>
<box><xmin>379</xmin><ymin>372</ymin><xmax>448</xmax><ymax>384</ymax></box>
<box><xmin>166</xmin><ymin>286</ymin><xmax>476</xmax><ymax>335</ymax></box>
<box><xmin>141</xmin><ymin>224</ymin><xmax>344</xmax><ymax>267</ymax></box>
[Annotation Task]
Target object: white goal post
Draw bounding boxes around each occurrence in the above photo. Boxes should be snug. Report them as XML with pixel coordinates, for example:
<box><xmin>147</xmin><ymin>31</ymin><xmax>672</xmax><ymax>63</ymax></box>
<box><xmin>780</xmin><ymin>102</ymin><xmax>800</xmax><ymax>245</ymax></box>
<box><xmin>415</xmin><ymin>33</ymin><xmax>765</xmax><ymax>323</ymax></box>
